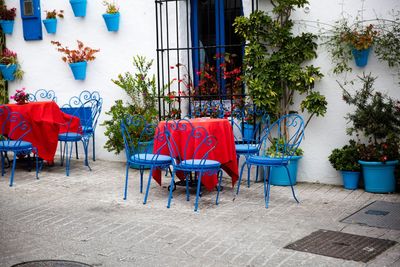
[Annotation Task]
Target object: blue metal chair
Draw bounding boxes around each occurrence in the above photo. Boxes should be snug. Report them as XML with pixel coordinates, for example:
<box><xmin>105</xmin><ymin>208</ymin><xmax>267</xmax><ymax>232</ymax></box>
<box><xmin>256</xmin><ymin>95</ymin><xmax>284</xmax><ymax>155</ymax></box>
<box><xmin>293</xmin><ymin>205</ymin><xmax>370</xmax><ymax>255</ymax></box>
<box><xmin>58</xmin><ymin>99</ymin><xmax>100</xmax><ymax>176</ymax></box>
<box><xmin>121</xmin><ymin>115</ymin><xmax>172</xmax><ymax>201</ymax></box>
<box><xmin>230</xmin><ymin>104</ymin><xmax>270</xmax><ymax>188</ymax></box>
<box><xmin>190</xmin><ymin>100</ymin><xmax>225</xmax><ymax>118</ymax></box>
<box><xmin>236</xmin><ymin>113</ymin><xmax>304</xmax><ymax>208</ymax></box>
<box><xmin>0</xmin><ymin>105</ymin><xmax>40</xmax><ymax>186</ymax></box>
<box><xmin>28</xmin><ymin>89</ymin><xmax>57</xmax><ymax>102</ymax></box>
<box><xmin>164</xmin><ymin>118</ymin><xmax>223</xmax><ymax>212</ymax></box>
<box><xmin>61</xmin><ymin>91</ymin><xmax>102</xmax><ymax>162</ymax></box>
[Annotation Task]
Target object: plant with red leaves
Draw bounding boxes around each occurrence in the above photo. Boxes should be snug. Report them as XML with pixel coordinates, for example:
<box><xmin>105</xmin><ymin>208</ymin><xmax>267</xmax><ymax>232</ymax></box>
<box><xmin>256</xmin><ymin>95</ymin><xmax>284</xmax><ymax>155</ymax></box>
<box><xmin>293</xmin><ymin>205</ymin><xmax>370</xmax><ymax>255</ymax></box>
<box><xmin>51</xmin><ymin>40</ymin><xmax>100</xmax><ymax>64</ymax></box>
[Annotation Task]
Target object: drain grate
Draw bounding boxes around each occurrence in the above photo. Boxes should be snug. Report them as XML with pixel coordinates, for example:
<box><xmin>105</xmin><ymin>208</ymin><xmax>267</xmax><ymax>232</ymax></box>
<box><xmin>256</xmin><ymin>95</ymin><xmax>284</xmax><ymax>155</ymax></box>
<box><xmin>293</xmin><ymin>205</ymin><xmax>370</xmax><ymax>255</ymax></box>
<box><xmin>11</xmin><ymin>260</ymin><xmax>92</xmax><ymax>267</ymax></box>
<box><xmin>341</xmin><ymin>201</ymin><xmax>400</xmax><ymax>230</ymax></box>
<box><xmin>284</xmin><ymin>229</ymin><xmax>396</xmax><ymax>262</ymax></box>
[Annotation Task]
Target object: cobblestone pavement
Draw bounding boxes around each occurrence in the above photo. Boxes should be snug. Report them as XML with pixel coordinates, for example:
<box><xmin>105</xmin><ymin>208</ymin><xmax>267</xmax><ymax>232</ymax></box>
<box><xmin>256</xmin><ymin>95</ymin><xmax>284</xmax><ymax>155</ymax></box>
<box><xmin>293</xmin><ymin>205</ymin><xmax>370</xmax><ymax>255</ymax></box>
<box><xmin>1</xmin><ymin>159</ymin><xmax>399</xmax><ymax>267</ymax></box>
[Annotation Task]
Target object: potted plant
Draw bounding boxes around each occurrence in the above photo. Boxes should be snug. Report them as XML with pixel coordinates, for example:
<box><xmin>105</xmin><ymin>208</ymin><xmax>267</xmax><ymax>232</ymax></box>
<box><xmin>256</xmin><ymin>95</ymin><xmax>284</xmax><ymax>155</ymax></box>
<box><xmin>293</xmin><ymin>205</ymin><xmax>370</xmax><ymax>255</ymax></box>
<box><xmin>102</xmin><ymin>0</ymin><xmax>120</xmax><ymax>32</ymax></box>
<box><xmin>0</xmin><ymin>5</ymin><xmax>16</xmax><ymax>35</ymax></box>
<box><xmin>51</xmin><ymin>40</ymin><xmax>100</xmax><ymax>80</ymax></box>
<box><xmin>9</xmin><ymin>87</ymin><xmax>30</xmax><ymax>105</ymax></box>
<box><xmin>102</xmin><ymin>55</ymin><xmax>158</xmax><ymax>169</ymax></box>
<box><xmin>69</xmin><ymin>0</ymin><xmax>87</xmax><ymax>17</ymax></box>
<box><xmin>42</xmin><ymin>10</ymin><xmax>64</xmax><ymax>34</ymax></box>
<box><xmin>265</xmin><ymin>138</ymin><xmax>304</xmax><ymax>186</ymax></box>
<box><xmin>234</xmin><ymin>1</ymin><xmax>328</xmax><ymax>185</ymax></box>
<box><xmin>328</xmin><ymin>140</ymin><xmax>361</xmax><ymax>190</ymax></box>
<box><xmin>0</xmin><ymin>48</ymin><xmax>24</xmax><ymax>81</ymax></box>
<box><xmin>342</xmin><ymin>73</ymin><xmax>400</xmax><ymax>193</ymax></box>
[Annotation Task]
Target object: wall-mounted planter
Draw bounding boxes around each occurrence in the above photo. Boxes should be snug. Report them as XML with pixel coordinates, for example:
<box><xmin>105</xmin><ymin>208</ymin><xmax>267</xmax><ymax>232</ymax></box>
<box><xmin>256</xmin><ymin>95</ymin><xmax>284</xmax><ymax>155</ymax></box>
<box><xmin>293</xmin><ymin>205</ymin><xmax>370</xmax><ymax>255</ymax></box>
<box><xmin>102</xmin><ymin>12</ymin><xmax>120</xmax><ymax>32</ymax></box>
<box><xmin>0</xmin><ymin>20</ymin><xmax>15</xmax><ymax>35</ymax></box>
<box><xmin>69</xmin><ymin>0</ymin><xmax>87</xmax><ymax>17</ymax></box>
<box><xmin>352</xmin><ymin>47</ymin><xmax>371</xmax><ymax>67</ymax></box>
<box><xmin>43</xmin><ymin>18</ymin><xmax>58</xmax><ymax>34</ymax></box>
<box><xmin>0</xmin><ymin>64</ymin><xmax>17</xmax><ymax>81</ymax></box>
<box><xmin>69</xmin><ymin>61</ymin><xmax>87</xmax><ymax>80</ymax></box>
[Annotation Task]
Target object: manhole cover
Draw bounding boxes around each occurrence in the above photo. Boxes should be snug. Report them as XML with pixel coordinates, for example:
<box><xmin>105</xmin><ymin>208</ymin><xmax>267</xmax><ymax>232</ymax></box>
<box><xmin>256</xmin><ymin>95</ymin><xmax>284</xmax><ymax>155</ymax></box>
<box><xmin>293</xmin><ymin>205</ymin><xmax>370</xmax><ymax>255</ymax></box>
<box><xmin>284</xmin><ymin>229</ymin><xmax>396</xmax><ymax>262</ymax></box>
<box><xmin>341</xmin><ymin>201</ymin><xmax>400</xmax><ymax>230</ymax></box>
<box><xmin>11</xmin><ymin>260</ymin><xmax>92</xmax><ymax>267</ymax></box>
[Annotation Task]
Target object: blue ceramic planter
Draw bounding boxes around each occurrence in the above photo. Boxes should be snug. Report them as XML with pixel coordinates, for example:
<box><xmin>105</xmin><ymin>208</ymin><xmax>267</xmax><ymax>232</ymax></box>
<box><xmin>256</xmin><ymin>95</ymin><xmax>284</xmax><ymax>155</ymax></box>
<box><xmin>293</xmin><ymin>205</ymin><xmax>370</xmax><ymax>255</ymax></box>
<box><xmin>69</xmin><ymin>61</ymin><xmax>87</xmax><ymax>80</ymax></box>
<box><xmin>0</xmin><ymin>20</ymin><xmax>15</xmax><ymax>35</ymax></box>
<box><xmin>70</xmin><ymin>0</ymin><xmax>87</xmax><ymax>17</ymax></box>
<box><xmin>270</xmin><ymin>156</ymin><xmax>302</xmax><ymax>186</ymax></box>
<box><xmin>131</xmin><ymin>140</ymin><xmax>154</xmax><ymax>170</ymax></box>
<box><xmin>359</xmin><ymin>160</ymin><xmax>398</xmax><ymax>193</ymax></box>
<box><xmin>43</xmin><ymin>18</ymin><xmax>57</xmax><ymax>34</ymax></box>
<box><xmin>341</xmin><ymin>171</ymin><xmax>360</xmax><ymax>190</ymax></box>
<box><xmin>0</xmin><ymin>64</ymin><xmax>17</xmax><ymax>81</ymax></box>
<box><xmin>242</xmin><ymin>123</ymin><xmax>254</xmax><ymax>142</ymax></box>
<box><xmin>352</xmin><ymin>47</ymin><xmax>371</xmax><ymax>67</ymax></box>
<box><xmin>102</xmin><ymin>13</ymin><xmax>120</xmax><ymax>32</ymax></box>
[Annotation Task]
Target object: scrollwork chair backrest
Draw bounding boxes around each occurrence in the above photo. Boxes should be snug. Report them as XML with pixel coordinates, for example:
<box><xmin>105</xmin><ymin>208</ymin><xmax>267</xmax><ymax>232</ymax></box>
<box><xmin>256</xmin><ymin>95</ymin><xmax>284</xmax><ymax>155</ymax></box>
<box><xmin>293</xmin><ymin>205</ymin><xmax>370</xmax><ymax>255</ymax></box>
<box><xmin>28</xmin><ymin>89</ymin><xmax>57</xmax><ymax>102</ymax></box>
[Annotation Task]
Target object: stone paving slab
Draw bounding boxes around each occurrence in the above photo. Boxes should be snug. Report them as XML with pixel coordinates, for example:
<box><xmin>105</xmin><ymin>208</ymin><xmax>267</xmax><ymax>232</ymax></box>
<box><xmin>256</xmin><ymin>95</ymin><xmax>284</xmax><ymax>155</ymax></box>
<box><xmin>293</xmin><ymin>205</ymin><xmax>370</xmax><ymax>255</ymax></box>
<box><xmin>0</xmin><ymin>159</ymin><xmax>399</xmax><ymax>267</ymax></box>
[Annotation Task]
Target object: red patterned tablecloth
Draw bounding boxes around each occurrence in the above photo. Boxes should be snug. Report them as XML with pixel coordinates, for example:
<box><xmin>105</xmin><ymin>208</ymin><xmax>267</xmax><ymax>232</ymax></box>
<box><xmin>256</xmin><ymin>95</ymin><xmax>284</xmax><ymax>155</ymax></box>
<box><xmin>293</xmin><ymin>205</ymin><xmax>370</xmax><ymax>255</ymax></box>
<box><xmin>153</xmin><ymin>118</ymin><xmax>238</xmax><ymax>191</ymax></box>
<box><xmin>3</xmin><ymin>101</ymin><xmax>80</xmax><ymax>161</ymax></box>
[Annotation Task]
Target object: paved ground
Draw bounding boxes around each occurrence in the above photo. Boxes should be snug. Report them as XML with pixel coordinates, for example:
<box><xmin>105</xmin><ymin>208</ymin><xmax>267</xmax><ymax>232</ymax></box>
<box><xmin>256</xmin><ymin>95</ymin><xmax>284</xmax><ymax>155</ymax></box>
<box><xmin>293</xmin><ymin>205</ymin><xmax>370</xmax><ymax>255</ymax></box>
<box><xmin>0</xmin><ymin>159</ymin><xmax>399</xmax><ymax>267</ymax></box>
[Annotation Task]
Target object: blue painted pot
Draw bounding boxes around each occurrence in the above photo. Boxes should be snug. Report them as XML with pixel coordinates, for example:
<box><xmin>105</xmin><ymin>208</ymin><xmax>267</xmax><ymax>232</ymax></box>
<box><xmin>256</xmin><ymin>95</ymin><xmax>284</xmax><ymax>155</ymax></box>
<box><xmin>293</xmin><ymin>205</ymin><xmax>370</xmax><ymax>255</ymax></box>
<box><xmin>352</xmin><ymin>47</ymin><xmax>371</xmax><ymax>67</ymax></box>
<box><xmin>43</xmin><ymin>18</ymin><xmax>57</xmax><ymax>34</ymax></box>
<box><xmin>0</xmin><ymin>64</ymin><xmax>17</xmax><ymax>81</ymax></box>
<box><xmin>242</xmin><ymin>123</ymin><xmax>254</xmax><ymax>142</ymax></box>
<box><xmin>102</xmin><ymin>13</ymin><xmax>120</xmax><ymax>32</ymax></box>
<box><xmin>0</xmin><ymin>20</ymin><xmax>15</xmax><ymax>35</ymax></box>
<box><xmin>341</xmin><ymin>171</ymin><xmax>360</xmax><ymax>190</ymax></box>
<box><xmin>270</xmin><ymin>156</ymin><xmax>302</xmax><ymax>186</ymax></box>
<box><xmin>69</xmin><ymin>0</ymin><xmax>87</xmax><ymax>17</ymax></box>
<box><xmin>69</xmin><ymin>61</ymin><xmax>87</xmax><ymax>80</ymax></box>
<box><xmin>131</xmin><ymin>140</ymin><xmax>154</xmax><ymax>170</ymax></box>
<box><xmin>359</xmin><ymin>160</ymin><xmax>398</xmax><ymax>193</ymax></box>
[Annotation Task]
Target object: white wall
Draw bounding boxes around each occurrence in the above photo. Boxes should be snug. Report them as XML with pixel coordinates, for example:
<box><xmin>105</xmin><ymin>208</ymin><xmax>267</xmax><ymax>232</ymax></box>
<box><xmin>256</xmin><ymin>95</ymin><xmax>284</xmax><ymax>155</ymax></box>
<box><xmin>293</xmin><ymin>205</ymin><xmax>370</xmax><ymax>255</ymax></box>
<box><xmin>5</xmin><ymin>0</ymin><xmax>400</xmax><ymax>185</ymax></box>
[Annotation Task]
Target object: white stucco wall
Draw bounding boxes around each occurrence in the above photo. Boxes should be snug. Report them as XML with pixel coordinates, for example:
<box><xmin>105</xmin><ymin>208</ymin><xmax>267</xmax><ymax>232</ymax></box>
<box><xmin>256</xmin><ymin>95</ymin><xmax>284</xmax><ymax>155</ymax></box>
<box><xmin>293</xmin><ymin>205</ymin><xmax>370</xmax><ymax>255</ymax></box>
<box><xmin>5</xmin><ymin>0</ymin><xmax>400</xmax><ymax>185</ymax></box>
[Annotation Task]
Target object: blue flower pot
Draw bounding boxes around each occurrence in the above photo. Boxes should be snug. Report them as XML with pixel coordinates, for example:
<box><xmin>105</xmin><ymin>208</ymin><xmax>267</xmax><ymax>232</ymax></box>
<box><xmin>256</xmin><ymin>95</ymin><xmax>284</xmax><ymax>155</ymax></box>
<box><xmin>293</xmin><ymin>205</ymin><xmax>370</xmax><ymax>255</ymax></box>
<box><xmin>242</xmin><ymin>123</ymin><xmax>254</xmax><ymax>142</ymax></box>
<box><xmin>0</xmin><ymin>64</ymin><xmax>17</xmax><ymax>81</ymax></box>
<box><xmin>69</xmin><ymin>0</ymin><xmax>87</xmax><ymax>17</ymax></box>
<box><xmin>359</xmin><ymin>160</ymin><xmax>398</xmax><ymax>193</ymax></box>
<box><xmin>0</xmin><ymin>20</ymin><xmax>15</xmax><ymax>35</ymax></box>
<box><xmin>131</xmin><ymin>140</ymin><xmax>154</xmax><ymax>170</ymax></box>
<box><xmin>102</xmin><ymin>13</ymin><xmax>120</xmax><ymax>32</ymax></box>
<box><xmin>341</xmin><ymin>171</ymin><xmax>360</xmax><ymax>190</ymax></box>
<box><xmin>352</xmin><ymin>47</ymin><xmax>371</xmax><ymax>67</ymax></box>
<box><xmin>270</xmin><ymin>156</ymin><xmax>302</xmax><ymax>186</ymax></box>
<box><xmin>43</xmin><ymin>18</ymin><xmax>58</xmax><ymax>34</ymax></box>
<box><xmin>69</xmin><ymin>61</ymin><xmax>87</xmax><ymax>80</ymax></box>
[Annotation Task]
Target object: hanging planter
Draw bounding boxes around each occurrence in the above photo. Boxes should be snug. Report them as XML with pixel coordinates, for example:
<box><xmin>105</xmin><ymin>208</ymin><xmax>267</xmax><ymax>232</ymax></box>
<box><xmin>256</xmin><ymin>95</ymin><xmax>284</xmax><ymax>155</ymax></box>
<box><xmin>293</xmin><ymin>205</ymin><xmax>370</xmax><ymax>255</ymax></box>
<box><xmin>0</xmin><ymin>64</ymin><xmax>17</xmax><ymax>81</ymax></box>
<box><xmin>352</xmin><ymin>47</ymin><xmax>371</xmax><ymax>67</ymax></box>
<box><xmin>69</xmin><ymin>61</ymin><xmax>87</xmax><ymax>80</ymax></box>
<box><xmin>69</xmin><ymin>0</ymin><xmax>87</xmax><ymax>17</ymax></box>
<box><xmin>0</xmin><ymin>20</ymin><xmax>15</xmax><ymax>35</ymax></box>
<box><xmin>102</xmin><ymin>12</ymin><xmax>120</xmax><ymax>32</ymax></box>
<box><xmin>42</xmin><ymin>10</ymin><xmax>64</xmax><ymax>34</ymax></box>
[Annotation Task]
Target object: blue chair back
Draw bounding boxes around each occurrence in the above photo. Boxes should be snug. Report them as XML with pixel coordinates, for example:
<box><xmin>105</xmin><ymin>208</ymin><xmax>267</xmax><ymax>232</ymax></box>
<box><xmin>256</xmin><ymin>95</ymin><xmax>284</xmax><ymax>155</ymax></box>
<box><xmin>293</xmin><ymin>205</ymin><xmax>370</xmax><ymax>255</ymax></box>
<box><xmin>165</xmin><ymin>118</ymin><xmax>218</xmax><ymax>168</ymax></box>
<box><xmin>0</xmin><ymin>105</ymin><xmax>32</xmax><ymax>149</ymax></box>
<box><xmin>259</xmin><ymin>113</ymin><xmax>304</xmax><ymax>160</ymax></box>
<box><xmin>230</xmin><ymin>104</ymin><xmax>270</xmax><ymax>144</ymax></box>
<box><xmin>120</xmin><ymin>115</ymin><xmax>166</xmax><ymax>162</ymax></box>
<box><xmin>28</xmin><ymin>89</ymin><xmax>57</xmax><ymax>102</ymax></box>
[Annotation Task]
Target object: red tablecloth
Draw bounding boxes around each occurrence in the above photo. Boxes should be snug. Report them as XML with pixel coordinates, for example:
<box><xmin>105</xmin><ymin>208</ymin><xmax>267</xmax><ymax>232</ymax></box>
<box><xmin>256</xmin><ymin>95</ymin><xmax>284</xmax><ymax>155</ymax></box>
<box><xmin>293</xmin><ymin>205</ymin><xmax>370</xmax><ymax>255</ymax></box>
<box><xmin>153</xmin><ymin>118</ymin><xmax>238</xmax><ymax>191</ymax></box>
<box><xmin>3</xmin><ymin>102</ymin><xmax>80</xmax><ymax>161</ymax></box>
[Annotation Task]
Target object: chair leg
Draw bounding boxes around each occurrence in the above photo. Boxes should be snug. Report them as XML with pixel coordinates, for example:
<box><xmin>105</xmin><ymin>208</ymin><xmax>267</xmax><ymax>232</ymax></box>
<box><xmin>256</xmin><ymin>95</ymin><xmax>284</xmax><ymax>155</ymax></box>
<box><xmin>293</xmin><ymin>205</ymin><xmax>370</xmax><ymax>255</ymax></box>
<box><xmin>285</xmin><ymin>166</ymin><xmax>299</xmax><ymax>203</ymax></box>
<box><xmin>255</xmin><ymin>166</ymin><xmax>259</xmax><ymax>182</ymax></box>
<box><xmin>236</xmin><ymin>161</ymin><xmax>247</xmax><ymax>195</ymax></box>
<box><xmin>216</xmin><ymin>170</ymin><xmax>223</xmax><ymax>205</ymax></box>
<box><xmin>185</xmin><ymin>172</ymin><xmax>190</xmax><ymax>201</ymax></box>
<box><xmin>265</xmin><ymin>166</ymin><xmax>272</xmax><ymax>208</ymax></box>
<box><xmin>263</xmin><ymin>166</ymin><xmax>268</xmax><ymax>208</ymax></box>
<box><xmin>139</xmin><ymin>167</ymin><xmax>144</xmax><ymax>194</ymax></box>
<box><xmin>143</xmin><ymin>166</ymin><xmax>154</xmax><ymax>204</ymax></box>
<box><xmin>1</xmin><ymin>151</ymin><xmax>5</xmax><ymax>177</ymax></box>
<box><xmin>9</xmin><ymin>153</ymin><xmax>17</xmax><ymax>187</ymax></box>
<box><xmin>167</xmin><ymin>171</ymin><xmax>176</xmax><ymax>208</ymax></box>
<box><xmin>194</xmin><ymin>171</ymin><xmax>203</xmax><ymax>212</ymax></box>
<box><xmin>123</xmin><ymin>163</ymin><xmax>130</xmax><ymax>200</ymax></box>
<box><xmin>75</xmin><ymin>141</ymin><xmax>79</xmax><ymax>159</ymax></box>
<box><xmin>35</xmin><ymin>151</ymin><xmax>39</xmax><ymax>179</ymax></box>
<box><xmin>247</xmin><ymin>161</ymin><xmax>251</xmax><ymax>188</ymax></box>
<box><xmin>65</xmin><ymin>141</ymin><xmax>74</xmax><ymax>176</ymax></box>
<box><xmin>60</xmin><ymin>141</ymin><xmax>64</xmax><ymax>166</ymax></box>
<box><xmin>82</xmin><ymin>140</ymin><xmax>91</xmax><ymax>171</ymax></box>
<box><xmin>92</xmin><ymin>135</ymin><xmax>96</xmax><ymax>161</ymax></box>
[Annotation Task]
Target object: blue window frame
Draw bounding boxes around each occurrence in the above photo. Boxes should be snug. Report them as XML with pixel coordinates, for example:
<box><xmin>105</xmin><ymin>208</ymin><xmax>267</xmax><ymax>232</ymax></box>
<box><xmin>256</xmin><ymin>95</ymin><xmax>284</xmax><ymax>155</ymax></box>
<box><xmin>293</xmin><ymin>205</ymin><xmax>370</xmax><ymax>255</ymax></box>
<box><xmin>191</xmin><ymin>0</ymin><xmax>243</xmax><ymax>93</ymax></box>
